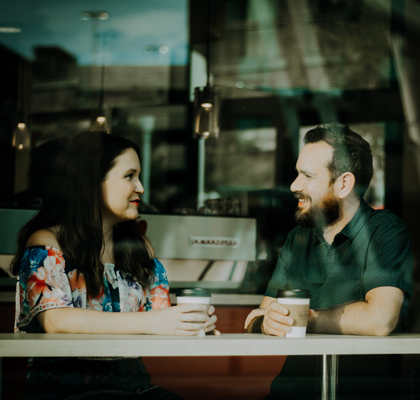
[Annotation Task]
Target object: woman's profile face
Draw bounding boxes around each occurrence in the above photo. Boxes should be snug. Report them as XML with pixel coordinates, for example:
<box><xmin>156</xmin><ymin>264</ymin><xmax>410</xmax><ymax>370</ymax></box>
<box><xmin>101</xmin><ymin>148</ymin><xmax>144</xmax><ymax>226</ymax></box>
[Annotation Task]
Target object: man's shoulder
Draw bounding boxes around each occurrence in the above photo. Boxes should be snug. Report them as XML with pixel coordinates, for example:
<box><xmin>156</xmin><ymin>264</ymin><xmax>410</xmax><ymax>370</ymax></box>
<box><xmin>368</xmin><ymin>206</ymin><xmax>407</xmax><ymax>231</ymax></box>
<box><xmin>360</xmin><ymin>205</ymin><xmax>410</xmax><ymax>245</ymax></box>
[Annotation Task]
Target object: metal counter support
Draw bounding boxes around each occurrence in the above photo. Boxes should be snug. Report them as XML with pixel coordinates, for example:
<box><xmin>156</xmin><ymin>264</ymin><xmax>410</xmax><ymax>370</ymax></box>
<box><xmin>322</xmin><ymin>354</ymin><xmax>338</xmax><ymax>400</ymax></box>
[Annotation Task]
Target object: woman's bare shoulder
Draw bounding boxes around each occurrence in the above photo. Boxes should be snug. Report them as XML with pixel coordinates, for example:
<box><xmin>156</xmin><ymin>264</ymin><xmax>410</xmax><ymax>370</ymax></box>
<box><xmin>142</xmin><ymin>236</ymin><xmax>156</xmax><ymax>259</ymax></box>
<box><xmin>26</xmin><ymin>227</ymin><xmax>61</xmax><ymax>251</ymax></box>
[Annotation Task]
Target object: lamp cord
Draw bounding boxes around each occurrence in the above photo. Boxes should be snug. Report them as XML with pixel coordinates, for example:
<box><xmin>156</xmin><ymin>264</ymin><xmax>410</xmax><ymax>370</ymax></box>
<box><xmin>98</xmin><ymin>25</ymin><xmax>105</xmax><ymax>111</ymax></box>
<box><xmin>206</xmin><ymin>0</ymin><xmax>211</xmax><ymax>87</ymax></box>
<box><xmin>99</xmin><ymin>59</ymin><xmax>105</xmax><ymax>110</ymax></box>
<box><xmin>17</xmin><ymin>62</ymin><xmax>24</xmax><ymax>116</ymax></box>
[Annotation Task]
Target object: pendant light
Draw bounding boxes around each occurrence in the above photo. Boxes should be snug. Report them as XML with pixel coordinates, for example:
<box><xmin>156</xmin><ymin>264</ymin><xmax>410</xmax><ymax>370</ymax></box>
<box><xmin>193</xmin><ymin>0</ymin><xmax>219</xmax><ymax>139</ymax></box>
<box><xmin>12</xmin><ymin>63</ymin><xmax>31</xmax><ymax>150</ymax></box>
<box><xmin>81</xmin><ymin>11</ymin><xmax>111</xmax><ymax>133</ymax></box>
<box><xmin>90</xmin><ymin>61</ymin><xmax>110</xmax><ymax>133</ymax></box>
<box><xmin>193</xmin><ymin>86</ymin><xmax>219</xmax><ymax>139</ymax></box>
<box><xmin>12</xmin><ymin>121</ymin><xmax>30</xmax><ymax>150</ymax></box>
<box><xmin>194</xmin><ymin>0</ymin><xmax>220</xmax><ymax>209</ymax></box>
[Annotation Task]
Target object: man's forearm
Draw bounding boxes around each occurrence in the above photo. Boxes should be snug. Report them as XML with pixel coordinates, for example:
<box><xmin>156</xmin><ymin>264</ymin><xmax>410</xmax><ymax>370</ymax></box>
<box><xmin>307</xmin><ymin>297</ymin><xmax>400</xmax><ymax>336</ymax></box>
<box><xmin>307</xmin><ymin>302</ymin><xmax>357</xmax><ymax>335</ymax></box>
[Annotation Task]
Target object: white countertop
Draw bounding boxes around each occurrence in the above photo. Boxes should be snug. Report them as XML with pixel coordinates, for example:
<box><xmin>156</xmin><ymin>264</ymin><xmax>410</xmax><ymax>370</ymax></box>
<box><xmin>1</xmin><ymin>333</ymin><xmax>420</xmax><ymax>358</ymax></box>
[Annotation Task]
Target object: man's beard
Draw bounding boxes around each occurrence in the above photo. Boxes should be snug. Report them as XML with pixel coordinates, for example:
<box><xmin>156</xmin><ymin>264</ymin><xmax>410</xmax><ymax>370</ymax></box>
<box><xmin>294</xmin><ymin>188</ymin><xmax>340</xmax><ymax>228</ymax></box>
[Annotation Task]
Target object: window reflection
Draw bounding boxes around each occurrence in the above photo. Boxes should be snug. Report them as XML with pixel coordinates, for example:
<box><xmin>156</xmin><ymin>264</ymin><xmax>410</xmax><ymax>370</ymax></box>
<box><xmin>0</xmin><ymin>0</ymin><xmax>419</xmax><ymax>280</ymax></box>
<box><xmin>0</xmin><ymin>0</ymin><xmax>189</xmax><ymax>212</ymax></box>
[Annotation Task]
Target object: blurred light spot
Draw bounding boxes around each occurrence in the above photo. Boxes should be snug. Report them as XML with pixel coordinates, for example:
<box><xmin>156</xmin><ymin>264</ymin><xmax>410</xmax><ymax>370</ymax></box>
<box><xmin>80</xmin><ymin>12</ymin><xmax>92</xmax><ymax>20</ymax></box>
<box><xmin>97</xmin><ymin>12</ymin><xmax>110</xmax><ymax>20</ymax></box>
<box><xmin>235</xmin><ymin>81</ymin><xmax>245</xmax><ymax>88</ymax></box>
<box><xmin>0</xmin><ymin>27</ymin><xmax>21</xmax><ymax>33</ymax></box>
<box><xmin>80</xmin><ymin>11</ymin><xmax>109</xmax><ymax>21</ymax></box>
<box><xmin>159</xmin><ymin>46</ymin><xmax>169</xmax><ymax>54</ymax></box>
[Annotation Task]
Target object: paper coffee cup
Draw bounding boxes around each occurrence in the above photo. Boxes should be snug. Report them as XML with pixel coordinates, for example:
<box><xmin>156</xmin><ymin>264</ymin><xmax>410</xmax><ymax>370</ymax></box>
<box><xmin>176</xmin><ymin>288</ymin><xmax>211</xmax><ymax>337</ymax></box>
<box><xmin>277</xmin><ymin>289</ymin><xmax>311</xmax><ymax>338</ymax></box>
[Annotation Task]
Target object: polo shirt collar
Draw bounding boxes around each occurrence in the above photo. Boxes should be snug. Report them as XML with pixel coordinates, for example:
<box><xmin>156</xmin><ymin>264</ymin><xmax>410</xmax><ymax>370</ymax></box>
<box><xmin>339</xmin><ymin>199</ymin><xmax>373</xmax><ymax>241</ymax></box>
<box><xmin>313</xmin><ymin>199</ymin><xmax>373</xmax><ymax>245</ymax></box>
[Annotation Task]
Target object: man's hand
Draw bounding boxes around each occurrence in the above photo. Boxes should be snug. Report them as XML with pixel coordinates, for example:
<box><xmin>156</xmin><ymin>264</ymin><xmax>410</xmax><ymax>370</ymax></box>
<box><xmin>261</xmin><ymin>301</ymin><xmax>295</xmax><ymax>336</ymax></box>
<box><xmin>245</xmin><ymin>297</ymin><xmax>315</xmax><ymax>336</ymax></box>
<box><xmin>246</xmin><ymin>287</ymin><xmax>404</xmax><ymax>337</ymax></box>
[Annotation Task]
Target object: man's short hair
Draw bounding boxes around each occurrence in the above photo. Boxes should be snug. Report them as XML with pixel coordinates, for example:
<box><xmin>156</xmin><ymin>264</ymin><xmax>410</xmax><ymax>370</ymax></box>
<box><xmin>304</xmin><ymin>124</ymin><xmax>373</xmax><ymax>198</ymax></box>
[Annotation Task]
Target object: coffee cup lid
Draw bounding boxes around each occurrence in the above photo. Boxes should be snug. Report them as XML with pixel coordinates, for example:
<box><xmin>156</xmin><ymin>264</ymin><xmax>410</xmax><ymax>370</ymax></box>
<box><xmin>176</xmin><ymin>288</ymin><xmax>212</xmax><ymax>297</ymax></box>
<box><xmin>277</xmin><ymin>289</ymin><xmax>310</xmax><ymax>299</ymax></box>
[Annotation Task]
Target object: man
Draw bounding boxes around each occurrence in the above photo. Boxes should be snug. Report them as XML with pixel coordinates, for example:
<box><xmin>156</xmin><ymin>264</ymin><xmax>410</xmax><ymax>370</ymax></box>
<box><xmin>245</xmin><ymin>125</ymin><xmax>413</xmax><ymax>398</ymax></box>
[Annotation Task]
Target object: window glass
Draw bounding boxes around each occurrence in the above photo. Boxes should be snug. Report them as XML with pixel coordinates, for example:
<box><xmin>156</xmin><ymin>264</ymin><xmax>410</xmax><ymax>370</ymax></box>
<box><xmin>0</xmin><ymin>0</ymin><xmax>189</xmax><ymax>213</ymax></box>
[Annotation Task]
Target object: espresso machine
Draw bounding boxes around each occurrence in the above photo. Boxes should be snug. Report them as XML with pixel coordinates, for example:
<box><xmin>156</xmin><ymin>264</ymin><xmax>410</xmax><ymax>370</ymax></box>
<box><xmin>139</xmin><ymin>214</ymin><xmax>257</xmax><ymax>290</ymax></box>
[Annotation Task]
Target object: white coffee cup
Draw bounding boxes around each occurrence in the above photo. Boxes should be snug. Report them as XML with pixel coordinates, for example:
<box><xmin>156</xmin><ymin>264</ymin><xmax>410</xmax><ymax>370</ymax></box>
<box><xmin>176</xmin><ymin>288</ymin><xmax>211</xmax><ymax>337</ymax></box>
<box><xmin>277</xmin><ymin>289</ymin><xmax>311</xmax><ymax>338</ymax></box>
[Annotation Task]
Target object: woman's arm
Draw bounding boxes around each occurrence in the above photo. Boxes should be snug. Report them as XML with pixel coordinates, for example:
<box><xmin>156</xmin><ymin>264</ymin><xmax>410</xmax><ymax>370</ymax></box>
<box><xmin>27</xmin><ymin>233</ymin><xmax>219</xmax><ymax>336</ymax></box>
<box><xmin>37</xmin><ymin>303</ymin><xmax>213</xmax><ymax>335</ymax></box>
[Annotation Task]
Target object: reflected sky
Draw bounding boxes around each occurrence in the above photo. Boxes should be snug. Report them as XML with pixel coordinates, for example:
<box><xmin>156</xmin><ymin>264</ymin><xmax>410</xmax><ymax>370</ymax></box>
<box><xmin>0</xmin><ymin>0</ymin><xmax>188</xmax><ymax>66</ymax></box>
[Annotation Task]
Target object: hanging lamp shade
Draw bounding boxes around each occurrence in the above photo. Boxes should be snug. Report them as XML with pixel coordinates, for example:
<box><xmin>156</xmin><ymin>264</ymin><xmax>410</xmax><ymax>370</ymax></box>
<box><xmin>83</xmin><ymin>11</ymin><xmax>111</xmax><ymax>134</ymax></box>
<box><xmin>90</xmin><ymin>107</ymin><xmax>111</xmax><ymax>133</ymax></box>
<box><xmin>12</xmin><ymin>119</ymin><xmax>30</xmax><ymax>151</ymax></box>
<box><xmin>193</xmin><ymin>86</ymin><xmax>219</xmax><ymax>139</ymax></box>
<box><xmin>13</xmin><ymin>61</ymin><xmax>31</xmax><ymax>151</ymax></box>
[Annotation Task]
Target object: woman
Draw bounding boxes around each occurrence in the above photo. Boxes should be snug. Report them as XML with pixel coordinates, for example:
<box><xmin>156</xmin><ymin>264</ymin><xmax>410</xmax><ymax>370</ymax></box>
<box><xmin>11</xmin><ymin>131</ymin><xmax>219</xmax><ymax>399</ymax></box>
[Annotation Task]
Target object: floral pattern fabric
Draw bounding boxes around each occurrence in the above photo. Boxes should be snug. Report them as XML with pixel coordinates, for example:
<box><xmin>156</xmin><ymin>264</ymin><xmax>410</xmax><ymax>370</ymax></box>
<box><xmin>14</xmin><ymin>245</ymin><xmax>172</xmax><ymax>399</ymax></box>
<box><xmin>15</xmin><ymin>245</ymin><xmax>171</xmax><ymax>333</ymax></box>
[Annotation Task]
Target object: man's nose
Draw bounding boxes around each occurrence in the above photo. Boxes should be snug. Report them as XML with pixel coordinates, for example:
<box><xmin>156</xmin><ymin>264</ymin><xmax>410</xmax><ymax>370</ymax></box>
<box><xmin>290</xmin><ymin>176</ymin><xmax>302</xmax><ymax>193</ymax></box>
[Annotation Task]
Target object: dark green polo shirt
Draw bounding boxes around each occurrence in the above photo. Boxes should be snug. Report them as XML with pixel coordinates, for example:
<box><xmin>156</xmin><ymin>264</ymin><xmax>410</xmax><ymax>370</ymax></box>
<box><xmin>265</xmin><ymin>200</ymin><xmax>413</xmax><ymax>315</ymax></box>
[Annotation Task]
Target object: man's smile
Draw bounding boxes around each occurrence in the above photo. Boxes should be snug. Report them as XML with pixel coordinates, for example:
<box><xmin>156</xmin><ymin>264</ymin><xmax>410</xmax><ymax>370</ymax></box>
<box><xmin>298</xmin><ymin>199</ymin><xmax>309</xmax><ymax>207</ymax></box>
<box><xmin>294</xmin><ymin>193</ymin><xmax>310</xmax><ymax>207</ymax></box>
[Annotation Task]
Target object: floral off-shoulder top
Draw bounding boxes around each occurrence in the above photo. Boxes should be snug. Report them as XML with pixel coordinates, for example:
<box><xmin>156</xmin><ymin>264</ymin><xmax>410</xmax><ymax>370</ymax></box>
<box><xmin>15</xmin><ymin>245</ymin><xmax>171</xmax><ymax>333</ymax></box>
<box><xmin>14</xmin><ymin>246</ymin><xmax>172</xmax><ymax>399</ymax></box>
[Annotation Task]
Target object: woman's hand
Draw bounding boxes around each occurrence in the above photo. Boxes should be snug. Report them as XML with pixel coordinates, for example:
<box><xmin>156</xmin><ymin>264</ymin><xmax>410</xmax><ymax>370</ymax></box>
<box><xmin>205</xmin><ymin>305</ymin><xmax>220</xmax><ymax>336</ymax></box>
<box><xmin>144</xmin><ymin>304</ymin><xmax>214</xmax><ymax>336</ymax></box>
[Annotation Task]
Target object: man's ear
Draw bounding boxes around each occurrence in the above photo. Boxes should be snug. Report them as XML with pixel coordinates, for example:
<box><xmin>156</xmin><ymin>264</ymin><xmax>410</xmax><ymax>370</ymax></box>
<box><xmin>337</xmin><ymin>172</ymin><xmax>355</xmax><ymax>199</ymax></box>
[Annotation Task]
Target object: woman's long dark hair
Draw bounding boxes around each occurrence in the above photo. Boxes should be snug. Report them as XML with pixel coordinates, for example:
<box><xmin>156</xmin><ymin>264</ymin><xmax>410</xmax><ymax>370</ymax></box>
<box><xmin>11</xmin><ymin>131</ymin><xmax>155</xmax><ymax>297</ymax></box>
